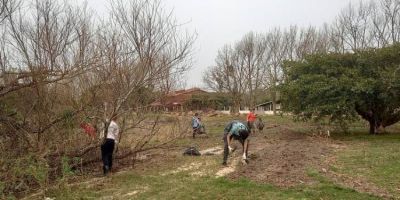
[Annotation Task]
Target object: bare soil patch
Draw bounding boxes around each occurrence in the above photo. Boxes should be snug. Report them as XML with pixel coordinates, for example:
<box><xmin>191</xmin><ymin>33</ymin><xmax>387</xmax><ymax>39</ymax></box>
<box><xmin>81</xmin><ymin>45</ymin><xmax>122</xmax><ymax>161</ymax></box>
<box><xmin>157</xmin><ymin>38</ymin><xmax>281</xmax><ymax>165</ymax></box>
<box><xmin>229</xmin><ymin>126</ymin><xmax>333</xmax><ymax>187</ymax></box>
<box><xmin>228</xmin><ymin>126</ymin><xmax>393</xmax><ymax>199</ymax></box>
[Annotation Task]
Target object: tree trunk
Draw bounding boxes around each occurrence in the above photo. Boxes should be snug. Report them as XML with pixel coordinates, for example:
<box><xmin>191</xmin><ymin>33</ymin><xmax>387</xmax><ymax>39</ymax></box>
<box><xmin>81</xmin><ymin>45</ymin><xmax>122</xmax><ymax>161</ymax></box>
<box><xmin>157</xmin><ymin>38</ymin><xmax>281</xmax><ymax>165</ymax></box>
<box><xmin>231</xmin><ymin>98</ymin><xmax>240</xmax><ymax>115</ymax></box>
<box><xmin>355</xmin><ymin>104</ymin><xmax>380</xmax><ymax>135</ymax></box>
<box><xmin>368</xmin><ymin>118</ymin><xmax>382</xmax><ymax>135</ymax></box>
<box><xmin>271</xmin><ymin>89</ymin><xmax>277</xmax><ymax>115</ymax></box>
<box><xmin>368</xmin><ymin>119</ymin><xmax>376</xmax><ymax>134</ymax></box>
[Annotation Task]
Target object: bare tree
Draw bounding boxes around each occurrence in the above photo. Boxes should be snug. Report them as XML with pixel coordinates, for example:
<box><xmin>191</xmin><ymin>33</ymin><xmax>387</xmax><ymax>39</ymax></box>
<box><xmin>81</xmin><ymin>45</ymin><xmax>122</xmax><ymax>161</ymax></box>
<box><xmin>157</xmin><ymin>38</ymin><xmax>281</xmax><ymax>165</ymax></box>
<box><xmin>370</xmin><ymin>0</ymin><xmax>390</xmax><ymax>47</ymax></box>
<box><xmin>110</xmin><ymin>0</ymin><xmax>194</xmax><ymax>88</ymax></box>
<box><xmin>204</xmin><ymin>32</ymin><xmax>272</xmax><ymax>113</ymax></box>
<box><xmin>0</xmin><ymin>0</ymin><xmax>96</xmax><ymax>152</ymax></box>
<box><xmin>265</xmin><ymin>28</ymin><xmax>288</xmax><ymax>114</ymax></box>
<box><xmin>0</xmin><ymin>0</ymin><xmax>195</xmax><ymax>196</ymax></box>
<box><xmin>283</xmin><ymin>25</ymin><xmax>299</xmax><ymax>61</ymax></box>
<box><xmin>0</xmin><ymin>0</ymin><xmax>19</xmax><ymax>24</ymax></box>
<box><xmin>0</xmin><ymin>0</ymin><xmax>19</xmax><ymax>88</ymax></box>
<box><xmin>337</xmin><ymin>2</ymin><xmax>372</xmax><ymax>52</ymax></box>
<box><xmin>235</xmin><ymin>32</ymin><xmax>267</xmax><ymax>107</ymax></box>
<box><xmin>204</xmin><ymin>0</ymin><xmax>400</xmax><ymax>117</ymax></box>
<box><xmin>204</xmin><ymin>26</ymin><xmax>332</xmax><ymax>114</ymax></box>
<box><xmin>0</xmin><ymin>1</ymin><xmax>103</xmax><ymax>196</ymax></box>
<box><xmin>330</xmin><ymin>17</ymin><xmax>347</xmax><ymax>53</ymax></box>
<box><xmin>81</xmin><ymin>0</ymin><xmax>196</xmax><ymax>139</ymax></box>
<box><xmin>80</xmin><ymin>0</ymin><xmax>195</xmax><ymax>122</ymax></box>
<box><xmin>203</xmin><ymin>45</ymin><xmax>247</xmax><ymax>114</ymax></box>
<box><xmin>331</xmin><ymin>0</ymin><xmax>400</xmax><ymax>52</ymax></box>
<box><xmin>381</xmin><ymin>0</ymin><xmax>400</xmax><ymax>43</ymax></box>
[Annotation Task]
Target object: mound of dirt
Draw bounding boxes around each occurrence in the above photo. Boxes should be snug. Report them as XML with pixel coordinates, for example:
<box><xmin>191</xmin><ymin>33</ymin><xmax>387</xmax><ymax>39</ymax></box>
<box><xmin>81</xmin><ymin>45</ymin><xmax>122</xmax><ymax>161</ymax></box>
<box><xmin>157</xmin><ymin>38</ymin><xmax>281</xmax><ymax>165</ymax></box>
<box><xmin>229</xmin><ymin>127</ymin><xmax>332</xmax><ymax>187</ymax></box>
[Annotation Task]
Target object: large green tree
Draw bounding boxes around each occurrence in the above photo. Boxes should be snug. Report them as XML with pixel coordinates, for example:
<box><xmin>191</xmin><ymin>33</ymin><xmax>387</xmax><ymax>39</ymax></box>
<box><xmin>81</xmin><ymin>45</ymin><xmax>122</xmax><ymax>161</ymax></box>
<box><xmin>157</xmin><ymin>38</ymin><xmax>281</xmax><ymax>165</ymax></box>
<box><xmin>281</xmin><ymin>44</ymin><xmax>400</xmax><ymax>134</ymax></box>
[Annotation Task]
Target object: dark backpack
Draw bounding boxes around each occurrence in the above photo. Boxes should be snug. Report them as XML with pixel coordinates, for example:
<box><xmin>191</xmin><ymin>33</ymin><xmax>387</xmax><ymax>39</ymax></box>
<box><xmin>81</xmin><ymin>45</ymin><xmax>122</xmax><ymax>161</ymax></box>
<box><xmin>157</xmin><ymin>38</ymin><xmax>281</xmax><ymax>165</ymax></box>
<box><xmin>183</xmin><ymin>147</ymin><xmax>201</xmax><ymax>156</ymax></box>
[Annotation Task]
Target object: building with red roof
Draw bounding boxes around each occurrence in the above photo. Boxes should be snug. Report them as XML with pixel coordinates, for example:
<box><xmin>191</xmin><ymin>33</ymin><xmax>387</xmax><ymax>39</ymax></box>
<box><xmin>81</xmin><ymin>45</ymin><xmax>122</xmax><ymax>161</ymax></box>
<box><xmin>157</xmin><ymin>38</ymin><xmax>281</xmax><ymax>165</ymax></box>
<box><xmin>150</xmin><ymin>88</ymin><xmax>208</xmax><ymax>111</ymax></box>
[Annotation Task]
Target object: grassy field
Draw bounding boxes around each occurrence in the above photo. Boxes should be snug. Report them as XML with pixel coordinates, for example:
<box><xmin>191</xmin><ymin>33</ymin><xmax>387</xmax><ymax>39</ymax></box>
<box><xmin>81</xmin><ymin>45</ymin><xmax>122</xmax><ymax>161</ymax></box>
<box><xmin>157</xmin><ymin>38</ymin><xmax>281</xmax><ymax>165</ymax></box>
<box><xmin>333</xmin><ymin>133</ymin><xmax>400</xmax><ymax>197</ymax></box>
<box><xmin>47</xmin><ymin>167</ymin><xmax>380</xmax><ymax>200</ymax></box>
<box><xmin>28</xmin><ymin>115</ymin><xmax>400</xmax><ymax>200</ymax></box>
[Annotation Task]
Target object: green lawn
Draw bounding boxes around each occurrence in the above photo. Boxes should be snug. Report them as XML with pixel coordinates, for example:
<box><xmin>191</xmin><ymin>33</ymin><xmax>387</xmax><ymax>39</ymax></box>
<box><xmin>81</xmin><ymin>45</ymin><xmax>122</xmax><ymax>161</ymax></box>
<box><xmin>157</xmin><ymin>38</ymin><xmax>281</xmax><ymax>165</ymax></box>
<box><xmin>334</xmin><ymin>133</ymin><xmax>400</xmax><ymax>198</ymax></box>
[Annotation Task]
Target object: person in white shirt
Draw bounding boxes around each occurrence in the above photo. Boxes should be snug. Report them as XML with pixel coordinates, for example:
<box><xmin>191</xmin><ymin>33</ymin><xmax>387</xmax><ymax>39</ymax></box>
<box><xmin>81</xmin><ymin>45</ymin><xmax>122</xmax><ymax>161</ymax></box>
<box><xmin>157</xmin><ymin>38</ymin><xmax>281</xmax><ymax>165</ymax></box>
<box><xmin>101</xmin><ymin>115</ymin><xmax>119</xmax><ymax>175</ymax></box>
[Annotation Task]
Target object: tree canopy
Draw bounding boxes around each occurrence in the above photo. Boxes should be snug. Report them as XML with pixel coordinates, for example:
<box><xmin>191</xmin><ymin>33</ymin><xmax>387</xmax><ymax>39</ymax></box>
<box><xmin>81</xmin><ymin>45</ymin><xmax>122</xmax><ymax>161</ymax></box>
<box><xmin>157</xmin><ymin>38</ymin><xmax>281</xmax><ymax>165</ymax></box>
<box><xmin>281</xmin><ymin>43</ymin><xmax>400</xmax><ymax>134</ymax></box>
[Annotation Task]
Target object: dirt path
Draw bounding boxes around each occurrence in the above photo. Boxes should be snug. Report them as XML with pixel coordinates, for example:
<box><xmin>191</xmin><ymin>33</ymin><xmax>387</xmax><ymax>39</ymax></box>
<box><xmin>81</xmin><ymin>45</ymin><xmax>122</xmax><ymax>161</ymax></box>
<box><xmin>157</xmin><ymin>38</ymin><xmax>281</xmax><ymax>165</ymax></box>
<box><xmin>215</xmin><ymin>156</ymin><xmax>240</xmax><ymax>177</ymax></box>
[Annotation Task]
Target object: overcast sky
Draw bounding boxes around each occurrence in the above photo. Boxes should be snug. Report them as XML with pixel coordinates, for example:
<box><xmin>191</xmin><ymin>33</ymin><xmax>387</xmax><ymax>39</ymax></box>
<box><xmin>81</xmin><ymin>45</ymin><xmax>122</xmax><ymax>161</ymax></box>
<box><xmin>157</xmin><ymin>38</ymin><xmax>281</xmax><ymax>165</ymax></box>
<box><xmin>79</xmin><ymin>0</ymin><xmax>364</xmax><ymax>89</ymax></box>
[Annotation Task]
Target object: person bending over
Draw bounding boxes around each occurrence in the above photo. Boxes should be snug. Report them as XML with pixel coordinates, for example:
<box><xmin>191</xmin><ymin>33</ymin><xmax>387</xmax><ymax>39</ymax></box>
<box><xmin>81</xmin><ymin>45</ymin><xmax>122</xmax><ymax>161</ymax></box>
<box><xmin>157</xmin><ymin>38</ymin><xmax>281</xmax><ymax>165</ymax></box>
<box><xmin>222</xmin><ymin>120</ymin><xmax>250</xmax><ymax>166</ymax></box>
<box><xmin>191</xmin><ymin>113</ymin><xmax>201</xmax><ymax>138</ymax></box>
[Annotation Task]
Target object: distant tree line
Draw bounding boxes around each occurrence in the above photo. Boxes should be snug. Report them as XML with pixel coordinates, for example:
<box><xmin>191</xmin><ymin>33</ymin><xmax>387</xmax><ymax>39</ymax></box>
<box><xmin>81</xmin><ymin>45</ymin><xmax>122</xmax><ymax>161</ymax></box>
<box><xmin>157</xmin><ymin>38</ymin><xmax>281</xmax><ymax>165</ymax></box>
<box><xmin>204</xmin><ymin>0</ymin><xmax>400</xmax><ymax>114</ymax></box>
<box><xmin>185</xmin><ymin>93</ymin><xmax>231</xmax><ymax>111</ymax></box>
